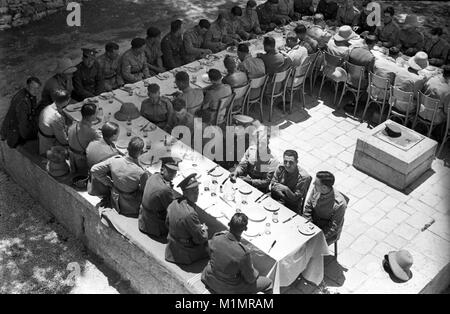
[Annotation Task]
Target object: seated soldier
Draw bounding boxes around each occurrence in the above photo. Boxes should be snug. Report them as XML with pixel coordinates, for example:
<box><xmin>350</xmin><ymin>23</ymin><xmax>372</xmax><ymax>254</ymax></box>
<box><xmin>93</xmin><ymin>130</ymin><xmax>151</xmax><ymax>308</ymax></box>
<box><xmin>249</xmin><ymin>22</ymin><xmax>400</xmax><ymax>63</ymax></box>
<box><xmin>336</xmin><ymin>0</ymin><xmax>360</xmax><ymax>27</ymax></box>
<box><xmin>294</xmin><ymin>24</ymin><xmax>319</xmax><ymax>54</ymax></box>
<box><xmin>420</xmin><ymin>65</ymin><xmax>450</xmax><ymax>125</ymax></box>
<box><xmin>228</xmin><ymin>6</ymin><xmax>252</xmax><ymax>41</ymax></box>
<box><xmin>139</xmin><ymin>157</ymin><xmax>180</xmax><ymax>239</ymax></box>
<box><xmin>375</xmin><ymin>6</ymin><xmax>400</xmax><ymax>49</ymax></box>
<box><xmin>200</xmin><ymin>69</ymin><xmax>233</xmax><ymax>125</ymax></box>
<box><xmin>237</xmin><ymin>43</ymin><xmax>266</xmax><ymax>79</ymax></box>
<box><xmin>97</xmin><ymin>42</ymin><xmax>124</xmax><ymax>91</ymax></box>
<box><xmin>354</xmin><ymin>0</ymin><xmax>376</xmax><ymax>35</ymax></box>
<box><xmin>316</xmin><ymin>0</ymin><xmax>339</xmax><ymax>24</ymax></box>
<box><xmin>38</xmin><ymin>89</ymin><xmax>70</xmax><ymax>156</ymax></box>
<box><xmin>140</xmin><ymin>83</ymin><xmax>175</xmax><ymax>132</ymax></box>
<box><xmin>327</xmin><ymin>25</ymin><xmax>359</xmax><ymax>60</ymax></box>
<box><xmin>257</xmin><ymin>36</ymin><xmax>292</xmax><ymax>75</ymax></box>
<box><xmin>202</xmin><ymin>213</ymin><xmax>273</xmax><ymax>294</ymax></box>
<box><xmin>204</xmin><ymin>12</ymin><xmax>239</xmax><ymax>53</ymax></box>
<box><xmin>281</xmin><ymin>31</ymin><xmax>308</xmax><ymax>67</ymax></box>
<box><xmin>230</xmin><ymin>130</ymin><xmax>278</xmax><ymax>193</ymax></box>
<box><xmin>183</xmin><ymin>19</ymin><xmax>213</xmax><ymax>63</ymax></box>
<box><xmin>121</xmin><ymin>38</ymin><xmax>150</xmax><ymax>84</ymax></box>
<box><xmin>223</xmin><ymin>55</ymin><xmax>249</xmax><ymax>88</ymax></box>
<box><xmin>171</xmin><ymin>98</ymin><xmax>196</xmax><ymax>137</ymax></box>
<box><xmin>174</xmin><ymin>71</ymin><xmax>204</xmax><ymax>115</ymax></box>
<box><xmin>68</xmin><ymin>103</ymin><xmax>101</xmax><ymax>175</ymax></box>
<box><xmin>72</xmin><ymin>48</ymin><xmax>105</xmax><ymax>102</ymax></box>
<box><xmin>270</xmin><ymin>150</ymin><xmax>312</xmax><ymax>213</ymax></box>
<box><xmin>161</xmin><ymin>20</ymin><xmax>185</xmax><ymax>70</ymax></box>
<box><xmin>144</xmin><ymin>27</ymin><xmax>166</xmax><ymax>75</ymax></box>
<box><xmin>257</xmin><ymin>0</ymin><xmax>289</xmax><ymax>32</ymax></box>
<box><xmin>348</xmin><ymin>34</ymin><xmax>376</xmax><ymax>78</ymax></box>
<box><xmin>397</xmin><ymin>15</ymin><xmax>425</xmax><ymax>57</ymax></box>
<box><xmin>294</xmin><ymin>0</ymin><xmax>314</xmax><ymax>16</ymax></box>
<box><xmin>424</xmin><ymin>27</ymin><xmax>450</xmax><ymax>67</ymax></box>
<box><xmin>303</xmin><ymin>171</ymin><xmax>347</xmax><ymax>245</ymax></box>
<box><xmin>86</xmin><ymin>122</ymin><xmax>122</xmax><ymax>197</ymax></box>
<box><xmin>165</xmin><ymin>174</ymin><xmax>209</xmax><ymax>265</ymax></box>
<box><xmin>91</xmin><ymin>137</ymin><xmax>147</xmax><ymax>217</ymax></box>
<box><xmin>277</xmin><ymin>0</ymin><xmax>300</xmax><ymax>21</ymax></box>
<box><xmin>240</xmin><ymin>0</ymin><xmax>263</xmax><ymax>35</ymax></box>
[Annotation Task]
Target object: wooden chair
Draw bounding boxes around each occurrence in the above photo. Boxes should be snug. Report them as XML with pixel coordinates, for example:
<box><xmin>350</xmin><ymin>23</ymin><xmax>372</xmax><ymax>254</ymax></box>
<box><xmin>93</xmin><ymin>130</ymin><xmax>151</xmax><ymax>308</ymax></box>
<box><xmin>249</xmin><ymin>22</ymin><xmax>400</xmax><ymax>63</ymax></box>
<box><xmin>361</xmin><ymin>72</ymin><xmax>391</xmax><ymax>124</ymax></box>
<box><xmin>318</xmin><ymin>51</ymin><xmax>346</xmax><ymax>106</ymax></box>
<box><xmin>387</xmin><ymin>86</ymin><xmax>415</xmax><ymax>126</ymax></box>
<box><xmin>299</xmin><ymin>176</ymin><xmax>313</xmax><ymax>216</ymax></box>
<box><xmin>214</xmin><ymin>93</ymin><xmax>236</xmax><ymax>127</ymax></box>
<box><xmin>413</xmin><ymin>91</ymin><xmax>444</xmax><ymax>138</ymax></box>
<box><xmin>245</xmin><ymin>75</ymin><xmax>269</xmax><ymax>122</ymax></box>
<box><xmin>286</xmin><ymin>61</ymin><xmax>312</xmax><ymax>111</ymax></box>
<box><xmin>227</xmin><ymin>84</ymin><xmax>251</xmax><ymax>126</ymax></box>
<box><xmin>437</xmin><ymin>104</ymin><xmax>450</xmax><ymax>156</ymax></box>
<box><xmin>332</xmin><ymin>193</ymin><xmax>350</xmax><ymax>258</ymax></box>
<box><xmin>338</xmin><ymin>61</ymin><xmax>366</xmax><ymax>115</ymax></box>
<box><xmin>304</xmin><ymin>50</ymin><xmax>321</xmax><ymax>94</ymax></box>
<box><xmin>265</xmin><ymin>68</ymin><xmax>292</xmax><ymax>122</ymax></box>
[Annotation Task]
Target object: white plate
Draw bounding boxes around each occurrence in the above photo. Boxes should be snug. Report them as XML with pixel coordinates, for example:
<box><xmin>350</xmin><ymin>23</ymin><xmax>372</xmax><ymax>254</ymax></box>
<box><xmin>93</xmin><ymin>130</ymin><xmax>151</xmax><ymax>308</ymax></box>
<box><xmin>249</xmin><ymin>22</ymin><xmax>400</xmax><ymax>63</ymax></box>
<box><xmin>244</xmin><ymin>225</ymin><xmax>261</xmax><ymax>237</ymax></box>
<box><xmin>263</xmin><ymin>201</ymin><xmax>280</xmax><ymax>213</ymax></box>
<box><xmin>245</xmin><ymin>207</ymin><xmax>267</xmax><ymax>222</ymax></box>
<box><xmin>135</xmin><ymin>89</ymin><xmax>148</xmax><ymax>98</ymax></box>
<box><xmin>205</xmin><ymin>206</ymin><xmax>224</xmax><ymax>218</ymax></box>
<box><xmin>65</xmin><ymin>104</ymin><xmax>83</xmax><ymax>112</ymax></box>
<box><xmin>238</xmin><ymin>185</ymin><xmax>252</xmax><ymax>195</ymax></box>
<box><xmin>139</xmin><ymin>153</ymin><xmax>159</xmax><ymax>165</ymax></box>
<box><xmin>201</xmin><ymin>73</ymin><xmax>211</xmax><ymax>84</ymax></box>
<box><xmin>182</xmin><ymin>169</ymin><xmax>201</xmax><ymax>180</ymax></box>
<box><xmin>116</xmin><ymin>139</ymin><xmax>130</xmax><ymax>149</ymax></box>
<box><xmin>298</xmin><ymin>223</ymin><xmax>316</xmax><ymax>236</ymax></box>
<box><xmin>99</xmin><ymin>92</ymin><xmax>114</xmax><ymax>100</ymax></box>
<box><xmin>209</xmin><ymin>168</ymin><xmax>224</xmax><ymax>178</ymax></box>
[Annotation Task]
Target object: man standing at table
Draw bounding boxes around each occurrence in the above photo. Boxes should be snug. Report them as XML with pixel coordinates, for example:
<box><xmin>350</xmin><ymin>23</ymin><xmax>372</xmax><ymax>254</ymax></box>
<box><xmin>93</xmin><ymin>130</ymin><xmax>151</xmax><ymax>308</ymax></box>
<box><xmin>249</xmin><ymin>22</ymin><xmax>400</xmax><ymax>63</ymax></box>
<box><xmin>91</xmin><ymin>137</ymin><xmax>147</xmax><ymax>217</ymax></box>
<box><xmin>240</xmin><ymin>0</ymin><xmax>263</xmax><ymax>36</ymax></box>
<box><xmin>397</xmin><ymin>14</ymin><xmax>424</xmax><ymax>57</ymax></box>
<box><xmin>72</xmin><ymin>48</ymin><xmax>105</xmax><ymax>102</ymax></box>
<box><xmin>68</xmin><ymin>103</ymin><xmax>101</xmax><ymax>175</ymax></box>
<box><xmin>424</xmin><ymin>27</ymin><xmax>450</xmax><ymax>67</ymax></box>
<box><xmin>165</xmin><ymin>173</ymin><xmax>209</xmax><ymax>265</ymax></box>
<box><xmin>375</xmin><ymin>6</ymin><xmax>400</xmax><ymax>49</ymax></box>
<box><xmin>174</xmin><ymin>71</ymin><xmax>204</xmax><ymax>115</ymax></box>
<box><xmin>38</xmin><ymin>89</ymin><xmax>70</xmax><ymax>156</ymax></box>
<box><xmin>140</xmin><ymin>84</ymin><xmax>175</xmax><ymax>132</ymax></box>
<box><xmin>200</xmin><ymin>69</ymin><xmax>232</xmax><ymax>124</ymax></box>
<box><xmin>97</xmin><ymin>42</ymin><xmax>124</xmax><ymax>91</ymax></box>
<box><xmin>257</xmin><ymin>0</ymin><xmax>289</xmax><ymax>32</ymax></box>
<box><xmin>223</xmin><ymin>55</ymin><xmax>249</xmax><ymax>88</ymax></box>
<box><xmin>237</xmin><ymin>43</ymin><xmax>266</xmax><ymax>79</ymax></box>
<box><xmin>282</xmin><ymin>32</ymin><xmax>308</xmax><ymax>67</ymax></box>
<box><xmin>161</xmin><ymin>20</ymin><xmax>185</xmax><ymax>70</ymax></box>
<box><xmin>270</xmin><ymin>150</ymin><xmax>312</xmax><ymax>213</ymax></box>
<box><xmin>139</xmin><ymin>157</ymin><xmax>180</xmax><ymax>239</ymax></box>
<box><xmin>202</xmin><ymin>213</ymin><xmax>273</xmax><ymax>294</ymax></box>
<box><xmin>183</xmin><ymin>19</ymin><xmax>213</xmax><ymax>63</ymax></box>
<box><xmin>316</xmin><ymin>0</ymin><xmax>339</xmax><ymax>24</ymax></box>
<box><xmin>302</xmin><ymin>171</ymin><xmax>347</xmax><ymax>245</ymax></box>
<box><xmin>144</xmin><ymin>27</ymin><xmax>166</xmax><ymax>75</ymax></box>
<box><xmin>121</xmin><ymin>38</ymin><xmax>150</xmax><ymax>84</ymax></box>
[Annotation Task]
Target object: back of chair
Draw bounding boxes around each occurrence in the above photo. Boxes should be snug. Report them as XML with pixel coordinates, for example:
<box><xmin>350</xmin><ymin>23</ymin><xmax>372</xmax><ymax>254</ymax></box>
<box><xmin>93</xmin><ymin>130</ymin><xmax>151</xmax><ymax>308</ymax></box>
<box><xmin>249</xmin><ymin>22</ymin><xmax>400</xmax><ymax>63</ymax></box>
<box><xmin>417</xmin><ymin>91</ymin><xmax>441</xmax><ymax>123</ymax></box>
<box><xmin>230</xmin><ymin>84</ymin><xmax>250</xmax><ymax>116</ymax></box>
<box><xmin>368</xmin><ymin>72</ymin><xmax>390</xmax><ymax>102</ymax></box>
<box><xmin>269</xmin><ymin>68</ymin><xmax>291</xmax><ymax>96</ymax></box>
<box><xmin>290</xmin><ymin>61</ymin><xmax>312</xmax><ymax>89</ymax></box>
<box><xmin>323</xmin><ymin>51</ymin><xmax>343</xmax><ymax>68</ymax></box>
<box><xmin>344</xmin><ymin>61</ymin><xmax>366</xmax><ymax>90</ymax></box>
<box><xmin>248</xmin><ymin>75</ymin><xmax>268</xmax><ymax>101</ymax></box>
<box><xmin>305</xmin><ymin>51</ymin><xmax>320</xmax><ymax>76</ymax></box>
<box><xmin>215</xmin><ymin>93</ymin><xmax>235</xmax><ymax>126</ymax></box>
<box><xmin>389</xmin><ymin>86</ymin><xmax>414</xmax><ymax>115</ymax></box>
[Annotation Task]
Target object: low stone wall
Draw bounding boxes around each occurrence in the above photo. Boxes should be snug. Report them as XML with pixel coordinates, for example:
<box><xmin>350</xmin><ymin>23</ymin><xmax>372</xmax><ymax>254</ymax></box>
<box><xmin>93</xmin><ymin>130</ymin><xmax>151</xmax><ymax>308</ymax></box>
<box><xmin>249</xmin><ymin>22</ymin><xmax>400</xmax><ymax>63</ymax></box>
<box><xmin>0</xmin><ymin>0</ymin><xmax>84</xmax><ymax>30</ymax></box>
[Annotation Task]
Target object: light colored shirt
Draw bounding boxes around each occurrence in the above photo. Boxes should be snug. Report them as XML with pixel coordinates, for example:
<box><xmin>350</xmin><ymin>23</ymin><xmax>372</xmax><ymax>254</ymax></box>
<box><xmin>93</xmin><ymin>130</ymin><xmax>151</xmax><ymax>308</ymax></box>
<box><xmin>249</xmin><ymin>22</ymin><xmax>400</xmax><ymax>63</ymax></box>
<box><xmin>86</xmin><ymin>138</ymin><xmax>120</xmax><ymax>168</ymax></box>
<box><xmin>177</xmin><ymin>86</ymin><xmax>204</xmax><ymax>115</ymax></box>
<box><xmin>393</xmin><ymin>67</ymin><xmax>426</xmax><ymax>112</ymax></box>
<box><xmin>421</xmin><ymin>75</ymin><xmax>450</xmax><ymax>123</ymax></box>
<box><xmin>97</xmin><ymin>53</ymin><xmax>124</xmax><ymax>90</ymax></box>
<box><xmin>238</xmin><ymin>55</ymin><xmax>266</xmax><ymax>79</ymax></box>
<box><xmin>240</xmin><ymin>9</ymin><xmax>261</xmax><ymax>33</ymax></box>
<box><xmin>285</xmin><ymin>44</ymin><xmax>308</xmax><ymax>67</ymax></box>
<box><xmin>120</xmin><ymin>49</ymin><xmax>150</xmax><ymax>84</ymax></box>
<box><xmin>375</xmin><ymin>21</ymin><xmax>400</xmax><ymax>48</ymax></box>
<box><xmin>38</xmin><ymin>103</ymin><xmax>68</xmax><ymax>155</ymax></box>
<box><xmin>223</xmin><ymin>71</ymin><xmax>249</xmax><ymax>89</ymax></box>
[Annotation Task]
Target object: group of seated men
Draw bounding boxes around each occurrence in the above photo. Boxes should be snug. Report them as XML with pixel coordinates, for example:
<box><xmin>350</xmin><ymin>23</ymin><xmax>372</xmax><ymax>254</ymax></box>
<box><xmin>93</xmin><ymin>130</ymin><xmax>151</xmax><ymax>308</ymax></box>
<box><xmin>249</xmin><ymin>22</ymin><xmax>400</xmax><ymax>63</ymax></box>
<box><xmin>1</xmin><ymin>0</ymin><xmax>448</xmax><ymax>294</ymax></box>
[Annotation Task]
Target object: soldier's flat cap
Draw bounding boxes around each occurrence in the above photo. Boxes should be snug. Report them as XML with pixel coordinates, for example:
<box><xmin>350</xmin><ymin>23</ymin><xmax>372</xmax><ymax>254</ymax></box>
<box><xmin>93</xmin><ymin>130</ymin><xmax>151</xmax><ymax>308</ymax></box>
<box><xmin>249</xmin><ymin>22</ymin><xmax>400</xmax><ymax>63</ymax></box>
<box><xmin>131</xmin><ymin>38</ymin><xmax>146</xmax><ymax>49</ymax></box>
<box><xmin>178</xmin><ymin>173</ymin><xmax>200</xmax><ymax>190</ymax></box>
<box><xmin>160</xmin><ymin>156</ymin><xmax>181</xmax><ymax>171</ymax></box>
<box><xmin>82</xmin><ymin>48</ymin><xmax>98</xmax><ymax>57</ymax></box>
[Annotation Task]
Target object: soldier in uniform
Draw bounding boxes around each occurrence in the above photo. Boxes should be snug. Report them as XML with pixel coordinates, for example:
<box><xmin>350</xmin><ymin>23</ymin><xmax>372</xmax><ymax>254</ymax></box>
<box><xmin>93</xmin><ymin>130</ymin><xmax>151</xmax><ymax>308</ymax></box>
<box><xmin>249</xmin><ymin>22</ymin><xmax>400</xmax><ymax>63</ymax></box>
<box><xmin>183</xmin><ymin>19</ymin><xmax>212</xmax><ymax>63</ymax></box>
<box><xmin>294</xmin><ymin>24</ymin><xmax>319</xmax><ymax>54</ymax></box>
<box><xmin>144</xmin><ymin>27</ymin><xmax>166</xmax><ymax>75</ymax></box>
<box><xmin>97</xmin><ymin>42</ymin><xmax>124</xmax><ymax>91</ymax></box>
<box><xmin>375</xmin><ymin>6</ymin><xmax>400</xmax><ymax>49</ymax></box>
<box><xmin>68</xmin><ymin>103</ymin><xmax>101</xmax><ymax>175</ymax></box>
<box><xmin>91</xmin><ymin>137</ymin><xmax>147</xmax><ymax>217</ymax></box>
<box><xmin>139</xmin><ymin>156</ymin><xmax>180</xmax><ymax>239</ymax></box>
<box><xmin>121</xmin><ymin>38</ymin><xmax>150</xmax><ymax>84</ymax></box>
<box><xmin>174</xmin><ymin>71</ymin><xmax>204</xmax><ymax>115</ymax></box>
<box><xmin>397</xmin><ymin>15</ymin><xmax>425</xmax><ymax>57</ymax></box>
<box><xmin>38</xmin><ymin>89</ymin><xmax>71</xmax><ymax>156</ymax></box>
<box><xmin>424</xmin><ymin>27</ymin><xmax>450</xmax><ymax>67</ymax></box>
<box><xmin>72</xmin><ymin>48</ymin><xmax>105</xmax><ymax>102</ymax></box>
<box><xmin>40</xmin><ymin>57</ymin><xmax>77</xmax><ymax>109</ymax></box>
<box><xmin>303</xmin><ymin>171</ymin><xmax>347</xmax><ymax>245</ymax></box>
<box><xmin>228</xmin><ymin>6</ymin><xmax>252</xmax><ymax>41</ymax></box>
<box><xmin>335</xmin><ymin>0</ymin><xmax>360</xmax><ymax>27</ymax></box>
<box><xmin>240</xmin><ymin>0</ymin><xmax>263</xmax><ymax>35</ymax></box>
<box><xmin>200</xmin><ymin>69</ymin><xmax>232</xmax><ymax>125</ymax></box>
<box><xmin>204</xmin><ymin>12</ymin><xmax>239</xmax><ymax>53</ymax></box>
<box><xmin>257</xmin><ymin>0</ymin><xmax>289</xmax><ymax>32</ymax></box>
<box><xmin>201</xmin><ymin>213</ymin><xmax>273</xmax><ymax>294</ymax></box>
<box><xmin>140</xmin><ymin>83</ymin><xmax>175</xmax><ymax>132</ymax></box>
<box><xmin>165</xmin><ymin>173</ymin><xmax>209</xmax><ymax>265</ymax></box>
<box><xmin>270</xmin><ymin>150</ymin><xmax>312</xmax><ymax>213</ymax></box>
<box><xmin>222</xmin><ymin>55</ymin><xmax>248</xmax><ymax>89</ymax></box>
<box><xmin>230</xmin><ymin>130</ymin><xmax>278</xmax><ymax>193</ymax></box>
<box><xmin>281</xmin><ymin>32</ymin><xmax>308</xmax><ymax>67</ymax></box>
<box><xmin>161</xmin><ymin>20</ymin><xmax>185</xmax><ymax>70</ymax></box>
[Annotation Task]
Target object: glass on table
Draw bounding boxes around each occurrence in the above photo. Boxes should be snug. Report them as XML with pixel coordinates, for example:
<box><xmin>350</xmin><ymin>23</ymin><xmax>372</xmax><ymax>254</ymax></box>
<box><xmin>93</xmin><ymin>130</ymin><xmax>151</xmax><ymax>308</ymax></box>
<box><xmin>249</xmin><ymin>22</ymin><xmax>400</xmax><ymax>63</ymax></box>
<box><xmin>145</xmin><ymin>139</ymin><xmax>152</xmax><ymax>151</ymax></box>
<box><xmin>272</xmin><ymin>212</ymin><xmax>279</xmax><ymax>224</ymax></box>
<box><xmin>210</xmin><ymin>179</ymin><xmax>218</xmax><ymax>196</ymax></box>
<box><xmin>126</xmin><ymin>125</ymin><xmax>132</xmax><ymax>137</ymax></box>
<box><xmin>143</xmin><ymin>129</ymin><xmax>148</xmax><ymax>138</ymax></box>
<box><xmin>265</xmin><ymin>223</ymin><xmax>271</xmax><ymax>235</ymax></box>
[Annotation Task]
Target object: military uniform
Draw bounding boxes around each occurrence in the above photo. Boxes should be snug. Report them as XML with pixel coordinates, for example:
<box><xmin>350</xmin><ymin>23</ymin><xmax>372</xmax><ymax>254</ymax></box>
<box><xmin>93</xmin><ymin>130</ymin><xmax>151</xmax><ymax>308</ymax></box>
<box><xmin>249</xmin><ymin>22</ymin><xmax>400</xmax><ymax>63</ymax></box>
<box><xmin>177</xmin><ymin>86</ymin><xmax>204</xmax><ymax>115</ymax></box>
<box><xmin>201</xmin><ymin>83</ymin><xmax>233</xmax><ymax>124</ymax></box>
<box><xmin>375</xmin><ymin>21</ymin><xmax>400</xmax><ymax>48</ymax></box>
<box><xmin>235</xmin><ymin>145</ymin><xmax>279</xmax><ymax>192</ymax></box>
<box><xmin>120</xmin><ymin>49</ymin><xmax>150</xmax><ymax>84</ymax></box>
<box><xmin>393</xmin><ymin>67</ymin><xmax>426</xmax><ymax>113</ymax></box>
<box><xmin>40</xmin><ymin>74</ymin><xmax>74</xmax><ymax>108</ymax></box>
<box><xmin>161</xmin><ymin>32</ymin><xmax>185</xmax><ymax>70</ymax></box>
<box><xmin>183</xmin><ymin>26</ymin><xmax>208</xmax><ymax>63</ymax></box>
<box><xmin>294</xmin><ymin>0</ymin><xmax>314</xmax><ymax>16</ymax></box>
<box><xmin>277</xmin><ymin>0</ymin><xmax>295</xmax><ymax>18</ymax></box>
<box><xmin>140</xmin><ymin>96</ymin><xmax>174</xmax><ymax>131</ymax></box>
<box><xmin>348</xmin><ymin>46</ymin><xmax>375</xmax><ymax>88</ymax></box>
<box><xmin>38</xmin><ymin>104</ymin><xmax>68</xmax><ymax>156</ymax></box>
<box><xmin>424</xmin><ymin>37</ymin><xmax>450</xmax><ymax>67</ymax></box>
<box><xmin>91</xmin><ymin>155</ymin><xmax>147</xmax><ymax>217</ymax></box>
<box><xmin>258</xmin><ymin>51</ymin><xmax>291</xmax><ymax>75</ymax></box>
<box><xmin>139</xmin><ymin>172</ymin><xmax>175</xmax><ymax>238</ymax></box>
<box><xmin>238</xmin><ymin>55</ymin><xmax>266</xmax><ymax>79</ymax></box>
<box><xmin>420</xmin><ymin>75</ymin><xmax>450</xmax><ymax>124</ymax></box>
<box><xmin>256</xmin><ymin>2</ymin><xmax>285</xmax><ymax>31</ymax></box>
<box><xmin>240</xmin><ymin>9</ymin><xmax>262</xmax><ymax>34</ymax></box>
<box><xmin>336</xmin><ymin>4</ymin><xmax>360</xmax><ymax>26</ymax></box>
<box><xmin>299</xmin><ymin>35</ymin><xmax>319</xmax><ymax>54</ymax></box>
<box><xmin>68</xmin><ymin>121</ymin><xmax>101</xmax><ymax>175</ymax></box>
<box><xmin>97</xmin><ymin>53</ymin><xmax>124</xmax><ymax>91</ymax></box>
<box><xmin>144</xmin><ymin>38</ymin><xmax>164</xmax><ymax>75</ymax></box>
<box><xmin>327</xmin><ymin>38</ymin><xmax>351</xmax><ymax>59</ymax></box>
<box><xmin>303</xmin><ymin>187</ymin><xmax>347</xmax><ymax>245</ymax></box>
<box><xmin>165</xmin><ymin>197</ymin><xmax>209</xmax><ymax>265</ymax></box>
<box><xmin>204</xmin><ymin>21</ymin><xmax>234</xmax><ymax>53</ymax></box>
<box><xmin>355</xmin><ymin>10</ymin><xmax>376</xmax><ymax>35</ymax></box>
<box><xmin>201</xmin><ymin>231</ymin><xmax>272</xmax><ymax>294</ymax></box>
<box><xmin>398</xmin><ymin>29</ymin><xmax>425</xmax><ymax>56</ymax></box>
<box><xmin>228</xmin><ymin>16</ymin><xmax>250</xmax><ymax>41</ymax></box>
<box><xmin>222</xmin><ymin>71</ymin><xmax>249</xmax><ymax>89</ymax></box>
<box><xmin>284</xmin><ymin>44</ymin><xmax>308</xmax><ymax>67</ymax></box>
<box><xmin>270</xmin><ymin>164</ymin><xmax>312</xmax><ymax>213</ymax></box>
<box><xmin>316</xmin><ymin>0</ymin><xmax>339</xmax><ymax>21</ymax></box>
<box><xmin>72</xmin><ymin>61</ymin><xmax>105</xmax><ymax>102</ymax></box>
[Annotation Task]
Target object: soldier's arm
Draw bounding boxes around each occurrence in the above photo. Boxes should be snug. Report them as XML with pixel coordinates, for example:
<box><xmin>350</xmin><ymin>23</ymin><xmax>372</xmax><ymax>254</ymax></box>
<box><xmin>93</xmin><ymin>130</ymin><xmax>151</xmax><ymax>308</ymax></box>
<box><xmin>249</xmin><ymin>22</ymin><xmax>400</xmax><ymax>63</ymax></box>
<box><xmin>142</xmin><ymin>60</ymin><xmax>151</xmax><ymax>79</ymax></box>
<box><xmin>240</xmin><ymin>251</ymin><xmax>259</xmax><ymax>284</ymax></box>
<box><xmin>91</xmin><ymin>157</ymin><xmax>114</xmax><ymax>187</ymax></box>
<box><xmin>15</xmin><ymin>98</ymin><xmax>32</xmax><ymax>139</ymax></box>
<box><xmin>251</xmin><ymin>160</ymin><xmax>278</xmax><ymax>191</ymax></box>
<box><xmin>285</xmin><ymin>174</ymin><xmax>312</xmax><ymax>203</ymax></box>
<box><xmin>121</xmin><ymin>57</ymin><xmax>139</xmax><ymax>83</ymax></box>
<box><xmin>302</xmin><ymin>188</ymin><xmax>316</xmax><ymax>220</ymax></box>
<box><xmin>161</xmin><ymin>39</ymin><xmax>176</xmax><ymax>70</ymax></box>
<box><xmin>184</xmin><ymin>33</ymin><xmax>205</xmax><ymax>56</ymax></box>
<box><xmin>186</xmin><ymin>212</ymin><xmax>208</xmax><ymax>245</ymax></box>
<box><xmin>203</xmin><ymin>30</ymin><xmax>224</xmax><ymax>52</ymax></box>
<box><xmin>324</xmin><ymin>201</ymin><xmax>346</xmax><ymax>241</ymax></box>
<box><xmin>73</xmin><ymin>70</ymin><xmax>95</xmax><ymax>99</ymax></box>
<box><xmin>234</xmin><ymin>149</ymin><xmax>250</xmax><ymax>177</ymax></box>
<box><xmin>52</xmin><ymin>116</ymin><xmax>68</xmax><ymax>147</ymax></box>
<box><xmin>269</xmin><ymin>166</ymin><xmax>281</xmax><ymax>191</ymax></box>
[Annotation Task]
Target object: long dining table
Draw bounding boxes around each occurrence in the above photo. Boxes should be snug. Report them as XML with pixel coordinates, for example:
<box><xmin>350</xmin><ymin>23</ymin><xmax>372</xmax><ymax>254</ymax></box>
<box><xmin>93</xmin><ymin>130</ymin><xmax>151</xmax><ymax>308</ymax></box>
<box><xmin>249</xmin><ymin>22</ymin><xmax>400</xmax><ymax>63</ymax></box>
<box><xmin>64</xmin><ymin>22</ymin><xmax>331</xmax><ymax>294</ymax></box>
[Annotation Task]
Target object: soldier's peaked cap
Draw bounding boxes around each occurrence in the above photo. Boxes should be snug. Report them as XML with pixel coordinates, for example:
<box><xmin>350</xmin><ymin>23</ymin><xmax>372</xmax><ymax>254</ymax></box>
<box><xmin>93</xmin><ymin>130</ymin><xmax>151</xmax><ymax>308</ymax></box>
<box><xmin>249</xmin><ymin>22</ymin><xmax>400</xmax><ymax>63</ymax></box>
<box><xmin>82</xmin><ymin>48</ymin><xmax>98</xmax><ymax>57</ymax></box>
<box><xmin>160</xmin><ymin>156</ymin><xmax>181</xmax><ymax>171</ymax></box>
<box><xmin>178</xmin><ymin>173</ymin><xmax>200</xmax><ymax>190</ymax></box>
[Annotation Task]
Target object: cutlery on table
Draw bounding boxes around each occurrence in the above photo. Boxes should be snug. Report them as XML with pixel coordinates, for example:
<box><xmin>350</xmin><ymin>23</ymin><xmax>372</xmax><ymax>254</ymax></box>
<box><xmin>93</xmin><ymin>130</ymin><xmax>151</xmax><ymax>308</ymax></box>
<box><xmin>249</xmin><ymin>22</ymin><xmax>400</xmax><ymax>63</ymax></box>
<box><xmin>283</xmin><ymin>214</ymin><xmax>299</xmax><ymax>224</ymax></box>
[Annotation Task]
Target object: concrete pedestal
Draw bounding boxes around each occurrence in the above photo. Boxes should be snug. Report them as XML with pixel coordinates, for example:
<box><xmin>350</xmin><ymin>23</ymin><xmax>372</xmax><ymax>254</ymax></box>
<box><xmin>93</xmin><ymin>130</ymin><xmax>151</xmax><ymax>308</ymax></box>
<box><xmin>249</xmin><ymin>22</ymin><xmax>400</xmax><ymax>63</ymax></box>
<box><xmin>353</xmin><ymin>120</ymin><xmax>438</xmax><ymax>191</ymax></box>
